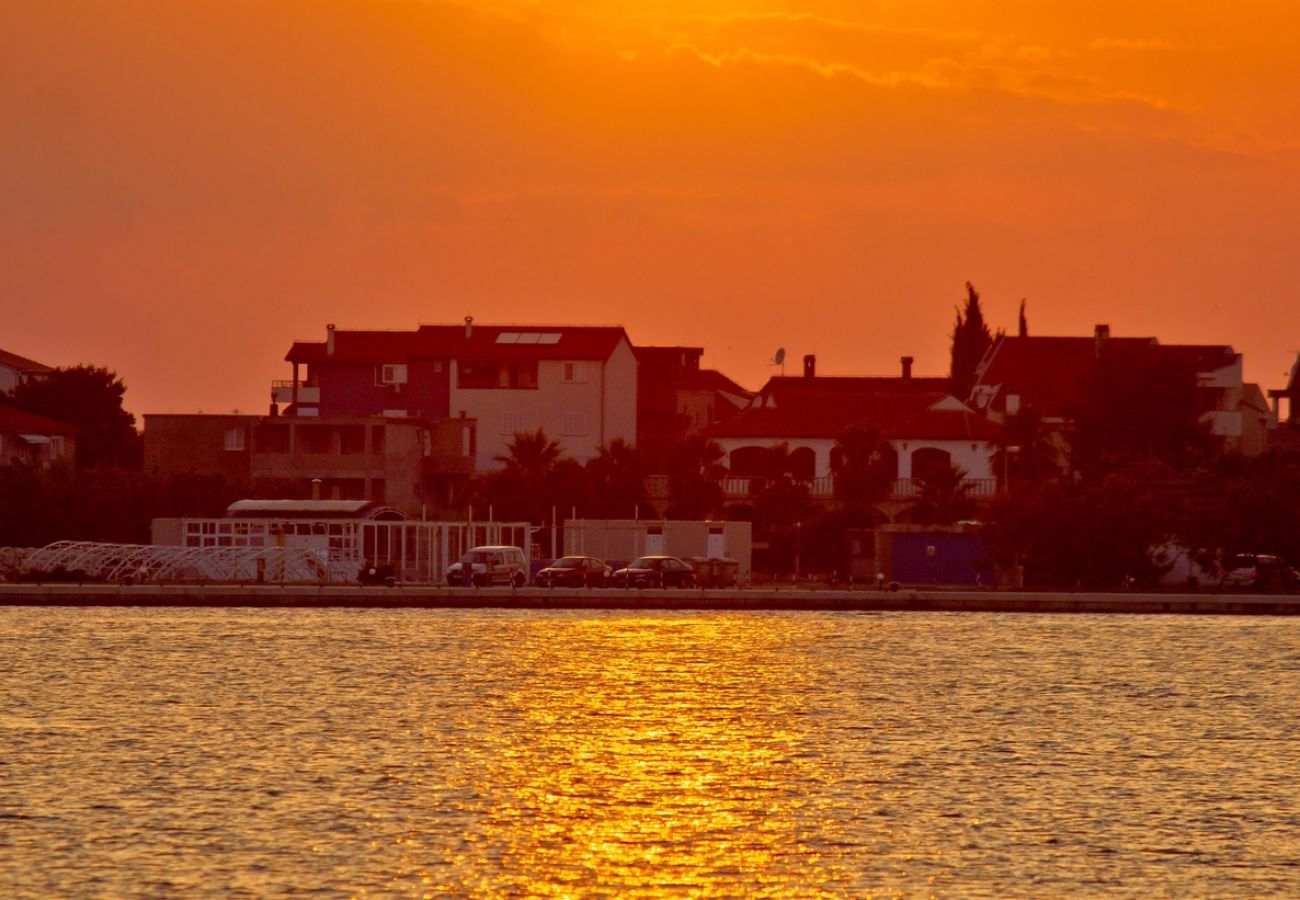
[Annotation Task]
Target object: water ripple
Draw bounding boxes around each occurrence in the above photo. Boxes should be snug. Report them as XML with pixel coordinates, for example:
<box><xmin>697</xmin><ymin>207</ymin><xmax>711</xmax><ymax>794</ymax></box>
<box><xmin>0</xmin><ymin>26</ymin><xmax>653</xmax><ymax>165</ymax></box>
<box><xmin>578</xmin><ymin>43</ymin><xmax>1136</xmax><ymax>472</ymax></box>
<box><xmin>0</xmin><ymin>609</ymin><xmax>1297</xmax><ymax>896</ymax></box>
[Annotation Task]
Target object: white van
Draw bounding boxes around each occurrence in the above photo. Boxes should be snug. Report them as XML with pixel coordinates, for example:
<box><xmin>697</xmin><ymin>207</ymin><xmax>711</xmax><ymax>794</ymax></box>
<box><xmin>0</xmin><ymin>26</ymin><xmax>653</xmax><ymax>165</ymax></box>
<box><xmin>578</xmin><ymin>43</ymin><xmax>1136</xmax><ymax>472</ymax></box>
<box><xmin>446</xmin><ymin>546</ymin><xmax>529</xmax><ymax>587</ymax></box>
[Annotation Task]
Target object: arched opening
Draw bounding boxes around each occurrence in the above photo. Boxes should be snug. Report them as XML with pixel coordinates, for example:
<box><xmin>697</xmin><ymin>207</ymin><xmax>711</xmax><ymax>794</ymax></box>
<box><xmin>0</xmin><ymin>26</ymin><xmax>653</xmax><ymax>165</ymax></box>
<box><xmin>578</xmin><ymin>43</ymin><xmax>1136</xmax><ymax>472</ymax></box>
<box><xmin>911</xmin><ymin>447</ymin><xmax>952</xmax><ymax>483</ymax></box>
<box><xmin>728</xmin><ymin>445</ymin><xmax>770</xmax><ymax>477</ymax></box>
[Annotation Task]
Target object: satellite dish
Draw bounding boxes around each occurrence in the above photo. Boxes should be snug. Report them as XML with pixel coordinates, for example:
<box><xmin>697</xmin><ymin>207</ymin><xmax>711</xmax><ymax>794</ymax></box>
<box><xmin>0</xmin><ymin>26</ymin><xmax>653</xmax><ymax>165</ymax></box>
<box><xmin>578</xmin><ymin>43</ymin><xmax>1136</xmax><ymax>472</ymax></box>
<box><xmin>773</xmin><ymin>347</ymin><xmax>786</xmax><ymax>366</ymax></box>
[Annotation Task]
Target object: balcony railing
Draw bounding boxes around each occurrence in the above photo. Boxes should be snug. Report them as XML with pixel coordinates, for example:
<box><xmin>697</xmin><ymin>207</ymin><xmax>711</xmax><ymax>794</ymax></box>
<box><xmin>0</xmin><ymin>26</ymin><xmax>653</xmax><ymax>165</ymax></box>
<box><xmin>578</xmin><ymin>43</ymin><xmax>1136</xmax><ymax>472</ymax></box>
<box><xmin>643</xmin><ymin>475</ymin><xmax>1000</xmax><ymax>502</ymax></box>
<box><xmin>271</xmin><ymin>382</ymin><xmax>320</xmax><ymax>404</ymax></box>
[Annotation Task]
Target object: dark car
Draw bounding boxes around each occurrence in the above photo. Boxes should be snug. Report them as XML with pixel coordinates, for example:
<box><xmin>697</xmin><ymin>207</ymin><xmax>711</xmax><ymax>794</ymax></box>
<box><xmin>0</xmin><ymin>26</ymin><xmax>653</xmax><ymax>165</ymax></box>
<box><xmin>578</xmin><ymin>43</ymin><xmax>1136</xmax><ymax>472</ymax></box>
<box><xmin>1220</xmin><ymin>553</ymin><xmax>1297</xmax><ymax>591</ymax></box>
<box><xmin>535</xmin><ymin>556</ymin><xmax>612</xmax><ymax>588</ymax></box>
<box><xmin>611</xmin><ymin>556</ymin><xmax>696</xmax><ymax>589</ymax></box>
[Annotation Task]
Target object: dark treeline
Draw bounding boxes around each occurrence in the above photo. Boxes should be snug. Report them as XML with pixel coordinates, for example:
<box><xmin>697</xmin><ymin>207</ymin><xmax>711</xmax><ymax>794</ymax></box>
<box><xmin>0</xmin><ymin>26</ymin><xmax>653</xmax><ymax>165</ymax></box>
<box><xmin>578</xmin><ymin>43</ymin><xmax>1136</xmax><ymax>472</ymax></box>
<box><xmin>0</xmin><ymin>466</ymin><xmax>307</xmax><ymax>548</ymax></box>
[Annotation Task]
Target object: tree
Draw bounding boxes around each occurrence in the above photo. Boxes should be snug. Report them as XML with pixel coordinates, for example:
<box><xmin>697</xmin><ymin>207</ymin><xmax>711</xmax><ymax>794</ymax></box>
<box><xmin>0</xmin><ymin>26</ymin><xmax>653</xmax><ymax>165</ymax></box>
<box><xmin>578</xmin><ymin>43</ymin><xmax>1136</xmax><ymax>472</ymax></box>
<box><xmin>831</xmin><ymin>423</ymin><xmax>893</xmax><ymax>522</ymax></box>
<box><xmin>1018</xmin><ymin>299</ymin><xmax>1029</xmax><ymax>337</ymax></box>
<box><xmin>584</xmin><ymin>438</ymin><xmax>649</xmax><ymax>519</ymax></box>
<box><xmin>8</xmin><ymin>365</ymin><xmax>141</xmax><ymax>467</ymax></box>
<box><xmin>666</xmin><ymin>435</ymin><xmax>726</xmax><ymax>519</ymax></box>
<box><xmin>998</xmin><ymin>408</ymin><xmax>1061</xmax><ymax>484</ymax></box>
<box><xmin>901</xmin><ymin>463</ymin><xmax>975</xmax><ymax>525</ymax></box>
<box><xmin>949</xmin><ymin>282</ymin><xmax>995</xmax><ymax>400</ymax></box>
<box><xmin>478</xmin><ymin>429</ymin><xmax>565</xmax><ymax>523</ymax></box>
<box><xmin>987</xmin><ymin>473</ymin><xmax>1178</xmax><ymax>588</ymax></box>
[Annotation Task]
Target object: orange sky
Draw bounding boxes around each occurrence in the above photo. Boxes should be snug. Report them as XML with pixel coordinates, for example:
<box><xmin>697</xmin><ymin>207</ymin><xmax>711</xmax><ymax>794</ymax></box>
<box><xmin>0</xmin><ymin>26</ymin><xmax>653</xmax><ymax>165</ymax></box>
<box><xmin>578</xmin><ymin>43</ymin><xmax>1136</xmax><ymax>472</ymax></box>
<box><xmin>4</xmin><ymin>0</ymin><xmax>1299</xmax><ymax>416</ymax></box>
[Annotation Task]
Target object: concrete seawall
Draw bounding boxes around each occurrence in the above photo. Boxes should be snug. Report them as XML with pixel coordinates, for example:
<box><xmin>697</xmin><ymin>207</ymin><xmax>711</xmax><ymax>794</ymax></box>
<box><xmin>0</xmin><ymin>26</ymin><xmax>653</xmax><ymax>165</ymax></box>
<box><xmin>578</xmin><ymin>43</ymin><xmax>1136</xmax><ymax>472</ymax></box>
<box><xmin>2</xmin><ymin>584</ymin><xmax>1298</xmax><ymax>615</ymax></box>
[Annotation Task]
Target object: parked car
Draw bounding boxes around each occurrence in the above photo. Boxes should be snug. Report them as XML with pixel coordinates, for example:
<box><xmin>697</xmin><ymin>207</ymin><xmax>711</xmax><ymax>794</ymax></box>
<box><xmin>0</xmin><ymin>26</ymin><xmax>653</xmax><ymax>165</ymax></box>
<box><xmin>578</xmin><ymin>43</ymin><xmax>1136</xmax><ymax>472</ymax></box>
<box><xmin>1219</xmin><ymin>553</ymin><xmax>1297</xmax><ymax>591</ymax></box>
<box><xmin>611</xmin><ymin>556</ymin><xmax>696</xmax><ymax>589</ymax></box>
<box><xmin>535</xmin><ymin>556</ymin><xmax>612</xmax><ymax>588</ymax></box>
<box><xmin>446</xmin><ymin>546</ymin><xmax>529</xmax><ymax>587</ymax></box>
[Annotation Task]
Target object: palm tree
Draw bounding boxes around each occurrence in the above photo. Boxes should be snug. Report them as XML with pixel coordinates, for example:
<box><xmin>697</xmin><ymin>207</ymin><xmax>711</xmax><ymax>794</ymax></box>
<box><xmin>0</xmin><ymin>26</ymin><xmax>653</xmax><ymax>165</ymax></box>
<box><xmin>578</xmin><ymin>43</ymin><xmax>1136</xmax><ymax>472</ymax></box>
<box><xmin>585</xmin><ymin>437</ymin><xmax>649</xmax><ymax>518</ymax></box>
<box><xmin>667</xmin><ymin>434</ymin><xmax>727</xmax><ymax>519</ymax></box>
<box><xmin>496</xmin><ymin>429</ymin><xmax>562</xmax><ymax>481</ymax></box>
<box><xmin>481</xmin><ymin>429</ymin><xmax>564</xmax><ymax>522</ymax></box>
<box><xmin>904</xmin><ymin>463</ymin><xmax>975</xmax><ymax>525</ymax></box>
<box><xmin>831</xmin><ymin>423</ymin><xmax>893</xmax><ymax>521</ymax></box>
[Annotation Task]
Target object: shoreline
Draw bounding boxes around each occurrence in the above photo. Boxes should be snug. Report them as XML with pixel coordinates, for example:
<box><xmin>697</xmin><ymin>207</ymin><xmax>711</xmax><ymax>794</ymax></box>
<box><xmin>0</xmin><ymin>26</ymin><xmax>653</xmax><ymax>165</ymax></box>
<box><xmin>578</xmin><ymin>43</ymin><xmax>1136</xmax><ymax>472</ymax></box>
<box><xmin>1</xmin><ymin>584</ymin><xmax>1298</xmax><ymax>615</ymax></box>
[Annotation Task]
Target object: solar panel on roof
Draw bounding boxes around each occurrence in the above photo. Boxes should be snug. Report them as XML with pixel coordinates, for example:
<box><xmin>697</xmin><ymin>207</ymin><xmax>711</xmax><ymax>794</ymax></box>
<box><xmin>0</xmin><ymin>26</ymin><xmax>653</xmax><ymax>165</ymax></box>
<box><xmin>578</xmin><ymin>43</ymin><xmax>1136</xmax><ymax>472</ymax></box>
<box><xmin>494</xmin><ymin>332</ymin><xmax>561</xmax><ymax>344</ymax></box>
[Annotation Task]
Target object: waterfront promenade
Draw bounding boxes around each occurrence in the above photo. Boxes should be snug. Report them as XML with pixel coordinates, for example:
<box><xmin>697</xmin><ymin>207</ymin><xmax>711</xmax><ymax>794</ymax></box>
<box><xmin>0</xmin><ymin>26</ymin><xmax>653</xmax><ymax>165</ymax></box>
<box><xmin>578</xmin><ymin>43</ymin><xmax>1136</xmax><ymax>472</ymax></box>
<box><xmin>2</xmin><ymin>584</ymin><xmax>1297</xmax><ymax>615</ymax></box>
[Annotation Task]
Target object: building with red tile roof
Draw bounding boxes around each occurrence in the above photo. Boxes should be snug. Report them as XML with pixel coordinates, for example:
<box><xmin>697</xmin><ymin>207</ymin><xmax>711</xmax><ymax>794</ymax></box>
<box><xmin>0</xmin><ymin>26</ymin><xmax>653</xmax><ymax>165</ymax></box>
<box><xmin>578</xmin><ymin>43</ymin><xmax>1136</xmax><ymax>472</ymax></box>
<box><xmin>0</xmin><ymin>348</ymin><xmax>54</xmax><ymax>395</ymax></box>
<box><xmin>701</xmin><ymin>356</ymin><xmax>1003</xmax><ymax>503</ymax></box>
<box><xmin>277</xmin><ymin>320</ymin><xmax>638</xmax><ymax>471</ymax></box>
<box><xmin>633</xmin><ymin>345</ymin><xmax>752</xmax><ymax>467</ymax></box>
<box><xmin>970</xmin><ymin>325</ymin><xmax>1272</xmax><ymax>458</ymax></box>
<box><xmin>0</xmin><ymin>402</ymin><xmax>77</xmax><ymax>467</ymax></box>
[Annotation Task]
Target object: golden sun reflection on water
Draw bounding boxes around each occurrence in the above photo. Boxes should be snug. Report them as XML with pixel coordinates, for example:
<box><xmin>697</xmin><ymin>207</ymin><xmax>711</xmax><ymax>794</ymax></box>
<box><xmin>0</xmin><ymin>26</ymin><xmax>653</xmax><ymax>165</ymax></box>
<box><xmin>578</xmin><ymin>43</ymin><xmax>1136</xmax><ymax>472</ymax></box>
<box><xmin>445</xmin><ymin>615</ymin><xmax>852</xmax><ymax>897</ymax></box>
<box><xmin>2</xmin><ymin>609</ymin><xmax>1297</xmax><ymax>897</ymax></box>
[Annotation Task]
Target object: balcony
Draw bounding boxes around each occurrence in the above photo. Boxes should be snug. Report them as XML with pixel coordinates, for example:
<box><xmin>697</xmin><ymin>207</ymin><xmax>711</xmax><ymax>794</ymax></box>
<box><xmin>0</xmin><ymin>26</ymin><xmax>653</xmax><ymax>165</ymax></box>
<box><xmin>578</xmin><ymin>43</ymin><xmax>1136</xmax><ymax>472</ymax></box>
<box><xmin>643</xmin><ymin>475</ymin><xmax>1000</xmax><ymax>502</ymax></box>
<box><xmin>271</xmin><ymin>380</ymin><xmax>320</xmax><ymax>405</ymax></box>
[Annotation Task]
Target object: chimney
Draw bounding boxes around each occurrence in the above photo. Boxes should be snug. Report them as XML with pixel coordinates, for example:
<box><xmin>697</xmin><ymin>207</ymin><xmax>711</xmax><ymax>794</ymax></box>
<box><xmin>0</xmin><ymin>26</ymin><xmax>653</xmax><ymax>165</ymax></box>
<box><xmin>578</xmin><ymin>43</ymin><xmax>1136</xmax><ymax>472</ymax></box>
<box><xmin>1094</xmin><ymin>323</ymin><xmax>1110</xmax><ymax>356</ymax></box>
<box><xmin>326</xmin><ymin>323</ymin><xmax>336</xmax><ymax>355</ymax></box>
<box><xmin>901</xmin><ymin>356</ymin><xmax>914</xmax><ymax>380</ymax></box>
<box><xmin>803</xmin><ymin>354</ymin><xmax>816</xmax><ymax>378</ymax></box>
<box><xmin>465</xmin><ymin>315</ymin><xmax>473</xmax><ymax>339</ymax></box>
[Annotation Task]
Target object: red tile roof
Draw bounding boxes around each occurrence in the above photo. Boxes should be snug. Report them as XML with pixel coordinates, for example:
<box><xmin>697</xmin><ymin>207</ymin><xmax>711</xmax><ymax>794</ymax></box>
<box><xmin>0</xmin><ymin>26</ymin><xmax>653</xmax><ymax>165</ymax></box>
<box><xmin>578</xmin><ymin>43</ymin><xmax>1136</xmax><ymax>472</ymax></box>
<box><xmin>0</xmin><ymin>403</ymin><xmax>78</xmax><ymax>435</ymax></box>
<box><xmin>703</xmin><ymin>390</ymin><xmax>1002</xmax><ymax>442</ymax></box>
<box><xmin>973</xmin><ymin>335</ymin><xmax>1239</xmax><ymax>418</ymax></box>
<box><xmin>288</xmin><ymin>325</ymin><xmax>629</xmax><ymax>364</ymax></box>
<box><xmin>0</xmin><ymin>349</ymin><xmax>53</xmax><ymax>374</ymax></box>
<box><xmin>696</xmin><ymin>369</ymin><xmax>752</xmax><ymax>399</ymax></box>
<box><xmin>758</xmin><ymin>375</ymin><xmax>951</xmax><ymax>396</ymax></box>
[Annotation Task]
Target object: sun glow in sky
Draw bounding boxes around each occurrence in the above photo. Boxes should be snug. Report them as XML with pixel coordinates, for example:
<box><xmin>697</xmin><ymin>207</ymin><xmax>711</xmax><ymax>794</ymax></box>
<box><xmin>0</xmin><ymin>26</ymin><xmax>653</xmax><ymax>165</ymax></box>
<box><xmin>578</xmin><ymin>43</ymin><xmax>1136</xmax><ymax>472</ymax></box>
<box><xmin>4</xmin><ymin>1</ymin><xmax>1299</xmax><ymax>414</ymax></box>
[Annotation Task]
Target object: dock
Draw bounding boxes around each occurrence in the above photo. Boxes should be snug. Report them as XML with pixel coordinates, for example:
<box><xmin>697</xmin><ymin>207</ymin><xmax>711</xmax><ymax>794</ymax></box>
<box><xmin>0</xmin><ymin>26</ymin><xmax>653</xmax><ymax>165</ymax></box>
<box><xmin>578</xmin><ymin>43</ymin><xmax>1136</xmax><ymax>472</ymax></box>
<box><xmin>1</xmin><ymin>584</ymin><xmax>1298</xmax><ymax>615</ymax></box>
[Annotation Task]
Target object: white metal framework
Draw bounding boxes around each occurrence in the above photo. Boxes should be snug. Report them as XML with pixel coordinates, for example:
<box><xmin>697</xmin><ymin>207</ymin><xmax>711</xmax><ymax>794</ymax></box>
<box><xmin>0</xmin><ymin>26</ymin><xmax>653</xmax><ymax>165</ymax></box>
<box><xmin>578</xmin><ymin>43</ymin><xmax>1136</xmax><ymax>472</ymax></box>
<box><xmin>18</xmin><ymin>541</ymin><xmax>350</xmax><ymax>583</ymax></box>
<box><xmin>14</xmin><ymin>520</ymin><xmax>534</xmax><ymax>584</ymax></box>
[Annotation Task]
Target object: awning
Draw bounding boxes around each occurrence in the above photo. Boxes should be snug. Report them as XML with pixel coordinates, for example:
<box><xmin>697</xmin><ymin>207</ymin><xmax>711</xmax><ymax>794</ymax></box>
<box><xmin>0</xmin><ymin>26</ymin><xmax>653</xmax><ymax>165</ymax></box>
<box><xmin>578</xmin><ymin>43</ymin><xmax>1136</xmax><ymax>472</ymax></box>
<box><xmin>17</xmin><ymin>434</ymin><xmax>51</xmax><ymax>445</ymax></box>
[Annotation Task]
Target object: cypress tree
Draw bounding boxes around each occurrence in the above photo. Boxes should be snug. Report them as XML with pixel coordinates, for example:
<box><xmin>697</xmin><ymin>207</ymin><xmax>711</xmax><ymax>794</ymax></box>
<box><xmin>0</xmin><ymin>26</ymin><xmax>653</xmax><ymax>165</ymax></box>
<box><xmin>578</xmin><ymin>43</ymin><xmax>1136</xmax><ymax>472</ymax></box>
<box><xmin>949</xmin><ymin>282</ymin><xmax>994</xmax><ymax>399</ymax></box>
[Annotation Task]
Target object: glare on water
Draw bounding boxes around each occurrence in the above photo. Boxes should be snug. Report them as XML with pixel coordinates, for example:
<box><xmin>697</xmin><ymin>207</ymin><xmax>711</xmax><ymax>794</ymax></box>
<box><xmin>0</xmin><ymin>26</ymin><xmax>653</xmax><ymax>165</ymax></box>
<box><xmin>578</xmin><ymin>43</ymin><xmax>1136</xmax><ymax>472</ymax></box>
<box><xmin>1</xmin><ymin>609</ymin><xmax>1297</xmax><ymax>897</ymax></box>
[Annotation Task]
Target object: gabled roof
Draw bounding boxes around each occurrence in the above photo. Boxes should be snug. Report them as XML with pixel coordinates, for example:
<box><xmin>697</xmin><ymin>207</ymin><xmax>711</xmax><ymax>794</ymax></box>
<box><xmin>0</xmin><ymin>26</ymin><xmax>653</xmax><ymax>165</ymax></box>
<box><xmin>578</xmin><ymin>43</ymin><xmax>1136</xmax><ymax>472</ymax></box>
<box><xmin>287</xmin><ymin>325</ymin><xmax>629</xmax><ymax>364</ymax></box>
<box><xmin>969</xmin><ymin>334</ymin><xmax>1227</xmax><ymax>417</ymax></box>
<box><xmin>696</xmin><ymin>368</ymin><xmax>753</xmax><ymax>400</ymax></box>
<box><xmin>757</xmin><ymin>375</ymin><xmax>951</xmax><ymax>397</ymax></box>
<box><xmin>0</xmin><ymin>403</ymin><xmax>78</xmax><ymax>435</ymax></box>
<box><xmin>702</xmin><ymin>390</ymin><xmax>1001</xmax><ymax>442</ymax></box>
<box><xmin>0</xmin><ymin>349</ymin><xmax>53</xmax><ymax>374</ymax></box>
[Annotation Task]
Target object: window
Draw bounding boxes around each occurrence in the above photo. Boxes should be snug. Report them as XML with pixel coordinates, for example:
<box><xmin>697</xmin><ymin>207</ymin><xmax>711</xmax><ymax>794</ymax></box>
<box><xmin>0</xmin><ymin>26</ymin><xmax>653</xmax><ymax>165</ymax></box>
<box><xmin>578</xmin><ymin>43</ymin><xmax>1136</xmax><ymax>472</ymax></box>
<box><xmin>563</xmin><ymin>362</ymin><xmax>582</xmax><ymax>382</ymax></box>
<box><xmin>503</xmin><ymin>411</ymin><xmax>525</xmax><ymax>434</ymax></box>
<box><xmin>378</xmin><ymin>363</ymin><xmax>408</xmax><ymax>385</ymax></box>
<box><xmin>224</xmin><ymin>428</ymin><xmax>245</xmax><ymax>451</ymax></box>
<box><xmin>458</xmin><ymin>360</ymin><xmax>538</xmax><ymax>389</ymax></box>
<box><xmin>562</xmin><ymin>412</ymin><xmax>586</xmax><ymax>435</ymax></box>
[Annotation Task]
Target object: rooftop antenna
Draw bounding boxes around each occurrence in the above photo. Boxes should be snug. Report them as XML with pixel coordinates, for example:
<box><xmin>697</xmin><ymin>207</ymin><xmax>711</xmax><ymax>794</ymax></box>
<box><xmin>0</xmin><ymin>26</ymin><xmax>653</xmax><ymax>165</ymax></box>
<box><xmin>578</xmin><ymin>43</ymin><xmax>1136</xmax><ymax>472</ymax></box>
<box><xmin>771</xmin><ymin>347</ymin><xmax>786</xmax><ymax>376</ymax></box>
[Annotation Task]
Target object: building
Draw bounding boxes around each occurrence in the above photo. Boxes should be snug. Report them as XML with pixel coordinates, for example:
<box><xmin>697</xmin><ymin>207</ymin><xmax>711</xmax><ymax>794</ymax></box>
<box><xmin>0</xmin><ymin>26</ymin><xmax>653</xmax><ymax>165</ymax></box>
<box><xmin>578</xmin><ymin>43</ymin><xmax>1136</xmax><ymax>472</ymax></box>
<box><xmin>563</xmin><ymin>518</ymin><xmax>753</xmax><ymax>581</ymax></box>
<box><xmin>143</xmin><ymin>413</ymin><xmax>475</xmax><ymax>513</ymax></box>
<box><xmin>970</xmin><ymin>325</ymin><xmax>1273</xmax><ymax>462</ymax></box>
<box><xmin>634</xmin><ymin>345</ymin><xmax>752</xmax><ymax>467</ymax></box>
<box><xmin>278</xmin><ymin>320</ymin><xmax>638</xmax><ymax>471</ymax></box>
<box><xmin>0</xmin><ymin>349</ymin><xmax>53</xmax><ymax>395</ymax></box>
<box><xmin>1268</xmin><ymin>353</ymin><xmax>1300</xmax><ymax>452</ymax></box>
<box><xmin>700</xmin><ymin>356</ymin><xmax>1002</xmax><ymax>511</ymax></box>
<box><xmin>0</xmin><ymin>403</ymin><xmax>77</xmax><ymax>467</ymax></box>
